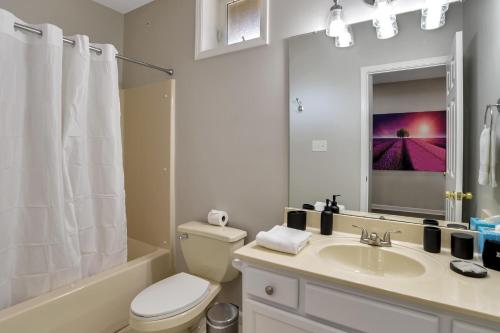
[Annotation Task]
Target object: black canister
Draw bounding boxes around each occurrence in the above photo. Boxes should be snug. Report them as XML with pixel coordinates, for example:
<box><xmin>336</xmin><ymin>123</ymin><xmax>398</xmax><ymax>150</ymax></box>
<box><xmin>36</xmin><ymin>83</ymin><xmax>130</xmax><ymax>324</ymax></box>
<box><xmin>423</xmin><ymin>226</ymin><xmax>441</xmax><ymax>253</ymax></box>
<box><xmin>423</xmin><ymin>219</ymin><xmax>439</xmax><ymax>226</ymax></box>
<box><xmin>482</xmin><ymin>240</ymin><xmax>500</xmax><ymax>271</ymax></box>
<box><xmin>287</xmin><ymin>210</ymin><xmax>307</xmax><ymax>231</ymax></box>
<box><xmin>451</xmin><ymin>233</ymin><xmax>474</xmax><ymax>260</ymax></box>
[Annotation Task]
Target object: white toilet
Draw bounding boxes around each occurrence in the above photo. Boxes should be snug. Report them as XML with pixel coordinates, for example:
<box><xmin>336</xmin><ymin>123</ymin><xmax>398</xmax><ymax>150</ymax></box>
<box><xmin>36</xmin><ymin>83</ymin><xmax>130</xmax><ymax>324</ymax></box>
<box><xmin>129</xmin><ymin>221</ymin><xmax>247</xmax><ymax>333</ymax></box>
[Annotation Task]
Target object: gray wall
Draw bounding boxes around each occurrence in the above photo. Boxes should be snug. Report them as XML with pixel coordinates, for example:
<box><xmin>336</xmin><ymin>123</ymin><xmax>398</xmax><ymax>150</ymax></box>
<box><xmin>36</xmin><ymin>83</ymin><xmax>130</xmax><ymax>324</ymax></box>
<box><xmin>123</xmin><ymin>0</ymin><xmax>289</xmax><ymax>278</ymax></box>
<box><xmin>0</xmin><ymin>0</ymin><xmax>124</xmax><ymax>53</ymax></box>
<box><xmin>464</xmin><ymin>0</ymin><xmax>500</xmax><ymax>218</ymax></box>
<box><xmin>289</xmin><ymin>7</ymin><xmax>463</xmax><ymax>211</ymax></box>
<box><xmin>0</xmin><ymin>0</ymin><xmax>125</xmax><ymax>82</ymax></box>
<box><xmin>372</xmin><ymin>79</ymin><xmax>446</xmax><ymax>214</ymax></box>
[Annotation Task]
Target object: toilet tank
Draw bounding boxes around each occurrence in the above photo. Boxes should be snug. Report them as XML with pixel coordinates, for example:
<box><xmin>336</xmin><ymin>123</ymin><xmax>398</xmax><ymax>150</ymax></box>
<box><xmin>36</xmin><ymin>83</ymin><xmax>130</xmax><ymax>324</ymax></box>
<box><xmin>177</xmin><ymin>222</ymin><xmax>247</xmax><ymax>283</ymax></box>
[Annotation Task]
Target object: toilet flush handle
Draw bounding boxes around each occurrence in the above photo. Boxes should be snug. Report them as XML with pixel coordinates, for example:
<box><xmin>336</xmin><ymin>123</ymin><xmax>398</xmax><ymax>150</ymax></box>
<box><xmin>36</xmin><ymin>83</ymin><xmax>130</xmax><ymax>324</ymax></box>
<box><xmin>177</xmin><ymin>233</ymin><xmax>189</xmax><ymax>241</ymax></box>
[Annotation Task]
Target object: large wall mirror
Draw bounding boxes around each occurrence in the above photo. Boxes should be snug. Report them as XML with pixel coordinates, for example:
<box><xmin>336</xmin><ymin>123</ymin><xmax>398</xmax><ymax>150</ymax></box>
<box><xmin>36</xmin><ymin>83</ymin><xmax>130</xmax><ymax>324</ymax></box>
<box><xmin>289</xmin><ymin>1</ymin><xmax>500</xmax><ymax>227</ymax></box>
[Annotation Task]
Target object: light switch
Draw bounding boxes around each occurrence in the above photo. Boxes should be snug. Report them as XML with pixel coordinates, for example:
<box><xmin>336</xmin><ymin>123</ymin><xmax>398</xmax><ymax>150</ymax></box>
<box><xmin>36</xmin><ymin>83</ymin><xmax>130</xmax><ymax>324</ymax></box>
<box><xmin>312</xmin><ymin>140</ymin><xmax>328</xmax><ymax>152</ymax></box>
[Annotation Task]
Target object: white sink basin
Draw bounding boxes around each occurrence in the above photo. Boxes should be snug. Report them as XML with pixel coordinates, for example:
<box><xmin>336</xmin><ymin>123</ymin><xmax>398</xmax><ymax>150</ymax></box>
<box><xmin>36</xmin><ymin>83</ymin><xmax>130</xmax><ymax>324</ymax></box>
<box><xmin>314</xmin><ymin>239</ymin><xmax>441</xmax><ymax>279</ymax></box>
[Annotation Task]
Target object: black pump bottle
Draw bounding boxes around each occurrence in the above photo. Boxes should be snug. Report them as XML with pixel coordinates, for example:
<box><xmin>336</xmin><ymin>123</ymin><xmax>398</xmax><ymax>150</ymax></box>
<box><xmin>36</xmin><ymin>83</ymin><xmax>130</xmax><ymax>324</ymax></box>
<box><xmin>331</xmin><ymin>195</ymin><xmax>341</xmax><ymax>214</ymax></box>
<box><xmin>321</xmin><ymin>199</ymin><xmax>333</xmax><ymax>235</ymax></box>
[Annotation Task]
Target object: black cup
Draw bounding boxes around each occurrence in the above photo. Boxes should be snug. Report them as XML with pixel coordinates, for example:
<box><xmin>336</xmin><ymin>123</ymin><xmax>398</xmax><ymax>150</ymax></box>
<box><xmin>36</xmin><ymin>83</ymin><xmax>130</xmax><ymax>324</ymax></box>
<box><xmin>287</xmin><ymin>210</ymin><xmax>307</xmax><ymax>231</ymax></box>
<box><xmin>423</xmin><ymin>226</ymin><xmax>441</xmax><ymax>253</ymax></box>
<box><xmin>482</xmin><ymin>240</ymin><xmax>500</xmax><ymax>271</ymax></box>
<box><xmin>451</xmin><ymin>233</ymin><xmax>474</xmax><ymax>260</ymax></box>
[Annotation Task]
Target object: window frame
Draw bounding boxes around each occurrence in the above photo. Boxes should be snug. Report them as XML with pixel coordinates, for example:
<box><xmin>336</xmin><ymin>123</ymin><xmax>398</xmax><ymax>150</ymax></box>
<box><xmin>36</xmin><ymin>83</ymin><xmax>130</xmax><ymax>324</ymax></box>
<box><xmin>195</xmin><ymin>0</ymin><xmax>269</xmax><ymax>60</ymax></box>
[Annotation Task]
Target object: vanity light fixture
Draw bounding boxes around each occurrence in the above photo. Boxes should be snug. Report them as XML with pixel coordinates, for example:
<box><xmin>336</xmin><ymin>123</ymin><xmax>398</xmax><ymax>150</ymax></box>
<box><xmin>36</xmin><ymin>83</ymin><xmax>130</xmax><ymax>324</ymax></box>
<box><xmin>326</xmin><ymin>0</ymin><xmax>347</xmax><ymax>38</ymax></box>
<box><xmin>372</xmin><ymin>0</ymin><xmax>398</xmax><ymax>39</ymax></box>
<box><xmin>335</xmin><ymin>25</ymin><xmax>354</xmax><ymax>48</ymax></box>
<box><xmin>421</xmin><ymin>0</ymin><xmax>449</xmax><ymax>30</ymax></box>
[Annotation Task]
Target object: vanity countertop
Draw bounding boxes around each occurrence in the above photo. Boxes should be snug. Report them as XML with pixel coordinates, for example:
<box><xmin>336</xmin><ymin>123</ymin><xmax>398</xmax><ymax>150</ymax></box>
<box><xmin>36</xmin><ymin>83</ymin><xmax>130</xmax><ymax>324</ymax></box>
<box><xmin>234</xmin><ymin>229</ymin><xmax>500</xmax><ymax>324</ymax></box>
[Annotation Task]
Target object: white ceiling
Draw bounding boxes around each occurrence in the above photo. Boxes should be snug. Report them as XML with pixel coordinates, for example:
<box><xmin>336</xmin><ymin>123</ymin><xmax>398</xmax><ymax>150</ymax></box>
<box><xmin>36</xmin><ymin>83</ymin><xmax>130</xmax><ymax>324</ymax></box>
<box><xmin>92</xmin><ymin>0</ymin><xmax>155</xmax><ymax>14</ymax></box>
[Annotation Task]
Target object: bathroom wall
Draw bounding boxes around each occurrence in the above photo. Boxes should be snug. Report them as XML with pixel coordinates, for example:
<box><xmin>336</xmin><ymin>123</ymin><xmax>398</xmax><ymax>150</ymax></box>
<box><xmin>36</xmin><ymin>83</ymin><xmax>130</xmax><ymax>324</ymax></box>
<box><xmin>123</xmin><ymin>0</ymin><xmax>289</xmax><ymax>266</ymax></box>
<box><xmin>371</xmin><ymin>78</ymin><xmax>446</xmax><ymax>215</ymax></box>
<box><xmin>289</xmin><ymin>7</ymin><xmax>463</xmax><ymax>211</ymax></box>
<box><xmin>123</xmin><ymin>0</ymin><xmax>294</xmax><ymax>306</ymax></box>
<box><xmin>0</xmin><ymin>0</ymin><xmax>124</xmax><ymax>53</ymax></box>
<box><xmin>463</xmin><ymin>0</ymin><xmax>500</xmax><ymax>218</ymax></box>
<box><xmin>0</xmin><ymin>0</ymin><xmax>125</xmax><ymax>81</ymax></box>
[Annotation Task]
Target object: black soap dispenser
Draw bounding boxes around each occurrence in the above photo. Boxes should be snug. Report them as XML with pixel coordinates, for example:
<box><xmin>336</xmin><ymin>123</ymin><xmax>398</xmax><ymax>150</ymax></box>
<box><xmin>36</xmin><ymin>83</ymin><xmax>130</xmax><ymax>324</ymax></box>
<box><xmin>331</xmin><ymin>195</ymin><xmax>341</xmax><ymax>214</ymax></box>
<box><xmin>321</xmin><ymin>199</ymin><xmax>333</xmax><ymax>235</ymax></box>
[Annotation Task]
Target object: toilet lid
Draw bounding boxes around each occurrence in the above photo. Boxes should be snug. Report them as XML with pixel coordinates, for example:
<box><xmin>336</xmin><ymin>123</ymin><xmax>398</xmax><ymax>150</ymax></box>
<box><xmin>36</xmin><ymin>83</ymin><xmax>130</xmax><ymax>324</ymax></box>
<box><xmin>131</xmin><ymin>272</ymin><xmax>210</xmax><ymax>319</ymax></box>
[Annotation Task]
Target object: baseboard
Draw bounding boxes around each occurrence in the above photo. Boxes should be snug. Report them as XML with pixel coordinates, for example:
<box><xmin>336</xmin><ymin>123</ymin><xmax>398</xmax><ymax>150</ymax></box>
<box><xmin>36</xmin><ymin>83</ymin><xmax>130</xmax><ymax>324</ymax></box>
<box><xmin>371</xmin><ymin>204</ymin><xmax>445</xmax><ymax>217</ymax></box>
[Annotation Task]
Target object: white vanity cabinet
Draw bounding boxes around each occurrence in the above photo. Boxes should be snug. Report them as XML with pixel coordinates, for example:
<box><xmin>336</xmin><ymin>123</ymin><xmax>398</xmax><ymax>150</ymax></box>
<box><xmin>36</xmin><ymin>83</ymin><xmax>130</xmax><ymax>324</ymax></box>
<box><xmin>245</xmin><ymin>300</ymin><xmax>346</xmax><ymax>333</ymax></box>
<box><xmin>452</xmin><ymin>321</ymin><xmax>499</xmax><ymax>333</ymax></box>
<box><xmin>240</xmin><ymin>264</ymin><xmax>500</xmax><ymax>333</ymax></box>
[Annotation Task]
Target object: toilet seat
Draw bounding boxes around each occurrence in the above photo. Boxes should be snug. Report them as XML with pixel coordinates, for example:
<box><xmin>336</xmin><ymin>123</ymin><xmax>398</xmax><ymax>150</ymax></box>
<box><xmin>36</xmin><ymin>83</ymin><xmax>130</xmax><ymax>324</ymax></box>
<box><xmin>131</xmin><ymin>273</ymin><xmax>210</xmax><ymax>321</ymax></box>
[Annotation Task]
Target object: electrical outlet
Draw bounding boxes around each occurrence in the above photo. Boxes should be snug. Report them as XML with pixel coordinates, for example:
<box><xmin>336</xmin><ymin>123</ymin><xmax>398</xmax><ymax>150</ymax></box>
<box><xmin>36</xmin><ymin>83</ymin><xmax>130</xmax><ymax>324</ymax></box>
<box><xmin>312</xmin><ymin>140</ymin><xmax>328</xmax><ymax>152</ymax></box>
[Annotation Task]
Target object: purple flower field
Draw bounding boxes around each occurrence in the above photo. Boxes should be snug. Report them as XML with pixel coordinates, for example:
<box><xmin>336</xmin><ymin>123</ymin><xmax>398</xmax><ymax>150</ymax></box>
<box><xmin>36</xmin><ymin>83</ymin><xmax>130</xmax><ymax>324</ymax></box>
<box><xmin>373</xmin><ymin>138</ymin><xmax>446</xmax><ymax>172</ymax></box>
<box><xmin>373</xmin><ymin>111</ymin><xmax>447</xmax><ymax>172</ymax></box>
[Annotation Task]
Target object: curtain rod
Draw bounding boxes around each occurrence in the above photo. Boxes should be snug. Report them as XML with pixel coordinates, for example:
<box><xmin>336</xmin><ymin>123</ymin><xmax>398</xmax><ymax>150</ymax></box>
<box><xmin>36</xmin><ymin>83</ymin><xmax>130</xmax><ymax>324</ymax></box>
<box><xmin>13</xmin><ymin>22</ymin><xmax>174</xmax><ymax>76</ymax></box>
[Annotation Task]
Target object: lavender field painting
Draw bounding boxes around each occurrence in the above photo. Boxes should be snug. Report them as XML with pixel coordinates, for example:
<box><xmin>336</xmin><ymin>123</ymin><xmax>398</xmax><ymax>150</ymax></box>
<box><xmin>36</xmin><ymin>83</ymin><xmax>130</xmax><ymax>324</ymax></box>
<box><xmin>372</xmin><ymin>111</ymin><xmax>446</xmax><ymax>172</ymax></box>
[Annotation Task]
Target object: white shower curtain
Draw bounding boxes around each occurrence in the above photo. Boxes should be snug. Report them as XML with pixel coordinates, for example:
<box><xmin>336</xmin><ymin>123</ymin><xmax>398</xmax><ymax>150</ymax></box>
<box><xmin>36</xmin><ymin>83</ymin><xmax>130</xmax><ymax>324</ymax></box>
<box><xmin>0</xmin><ymin>9</ymin><xmax>126</xmax><ymax>309</ymax></box>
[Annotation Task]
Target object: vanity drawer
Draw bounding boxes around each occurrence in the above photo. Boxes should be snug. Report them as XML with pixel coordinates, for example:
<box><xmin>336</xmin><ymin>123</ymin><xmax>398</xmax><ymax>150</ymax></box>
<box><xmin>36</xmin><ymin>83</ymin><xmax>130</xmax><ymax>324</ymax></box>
<box><xmin>452</xmin><ymin>321</ymin><xmax>500</xmax><ymax>333</ymax></box>
<box><xmin>304</xmin><ymin>284</ymin><xmax>439</xmax><ymax>333</ymax></box>
<box><xmin>245</xmin><ymin>267</ymin><xmax>299</xmax><ymax>309</ymax></box>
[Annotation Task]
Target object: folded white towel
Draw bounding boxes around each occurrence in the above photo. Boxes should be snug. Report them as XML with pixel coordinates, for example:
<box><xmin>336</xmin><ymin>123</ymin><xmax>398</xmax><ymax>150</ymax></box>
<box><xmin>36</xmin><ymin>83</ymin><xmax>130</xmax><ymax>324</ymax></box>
<box><xmin>479</xmin><ymin>118</ymin><xmax>498</xmax><ymax>188</ymax></box>
<box><xmin>490</xmin><ymin>124</ymin><xmax>497</xmax><ymax>188</ymax></box>
<box><xmin>256</xmin><ymin>225</ymin><xmax>312</xmax><ymax>255</ymax></box>
<box><xmin>479</xmin><ymin>126</ymin><xmax>491</xmax><ymax>186</ymax></box>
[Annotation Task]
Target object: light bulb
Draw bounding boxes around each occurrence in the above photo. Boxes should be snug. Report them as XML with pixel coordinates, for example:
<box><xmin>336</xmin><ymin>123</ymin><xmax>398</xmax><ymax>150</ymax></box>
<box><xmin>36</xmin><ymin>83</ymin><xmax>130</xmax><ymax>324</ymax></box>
<box><xmin>326</xmin><ymin>3</ymin><xmax>346</xmax><ymax>38</ymax></box>
<box><xmin>373</xmin><ymin>0</ymin><xmax>398</xmax><ymax>40</ymax></box>
<box><xmin>421</xmin><ymin>0</ymin><xmax>449</xmax><ymax>30</ymax></box>
<box><xmin>335</xmin><ymin>26</ymin><xmax>354</xmax><ymax>48</ymax></box>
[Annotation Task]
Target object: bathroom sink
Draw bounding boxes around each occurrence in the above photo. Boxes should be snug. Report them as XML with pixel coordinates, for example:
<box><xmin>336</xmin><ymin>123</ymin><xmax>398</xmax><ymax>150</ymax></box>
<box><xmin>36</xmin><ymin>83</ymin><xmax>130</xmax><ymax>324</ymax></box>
<box><xmin>315</xmin><ymin>240</ymin><xmax>438</xmax><ymax>278</ymax></box>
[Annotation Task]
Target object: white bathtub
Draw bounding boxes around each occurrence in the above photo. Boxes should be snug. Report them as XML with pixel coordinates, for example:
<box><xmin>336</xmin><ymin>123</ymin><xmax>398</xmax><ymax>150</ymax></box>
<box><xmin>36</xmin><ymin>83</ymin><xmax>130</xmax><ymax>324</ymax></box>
<box><xmin>0</xmin><ymin>238</ymin><xmax>172</xmax><ymax>333</ymax></box>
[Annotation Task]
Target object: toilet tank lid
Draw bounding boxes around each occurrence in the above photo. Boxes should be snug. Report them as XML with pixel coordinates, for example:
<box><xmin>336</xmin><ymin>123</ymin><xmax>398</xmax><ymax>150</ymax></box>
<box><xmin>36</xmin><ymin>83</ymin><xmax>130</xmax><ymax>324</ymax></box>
<box><xmin>178</xmin><ymin>221</ymin><xmax>247</xmax><ymax>243</ymax></box>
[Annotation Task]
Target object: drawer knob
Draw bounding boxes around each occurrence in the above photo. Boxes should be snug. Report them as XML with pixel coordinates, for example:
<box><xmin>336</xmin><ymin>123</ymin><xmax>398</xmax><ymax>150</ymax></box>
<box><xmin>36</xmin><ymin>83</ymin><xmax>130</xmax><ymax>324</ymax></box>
<box><xmin>265</xmin><ymin>286</ymin><xmax>274</xmax><ymax>296</ymax></box>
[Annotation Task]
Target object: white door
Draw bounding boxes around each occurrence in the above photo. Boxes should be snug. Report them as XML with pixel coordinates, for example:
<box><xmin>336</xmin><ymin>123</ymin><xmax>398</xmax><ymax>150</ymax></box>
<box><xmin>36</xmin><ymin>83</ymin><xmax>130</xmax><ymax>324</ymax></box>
<box><xmin>445</xmin><ymin>31</ymin><xmax>464</xmax><ymax>222</ymax></box>
<box><xmin>244</xmin><ymin>300</ymin><xmax>346</xmax><ymax>333</ymax></box>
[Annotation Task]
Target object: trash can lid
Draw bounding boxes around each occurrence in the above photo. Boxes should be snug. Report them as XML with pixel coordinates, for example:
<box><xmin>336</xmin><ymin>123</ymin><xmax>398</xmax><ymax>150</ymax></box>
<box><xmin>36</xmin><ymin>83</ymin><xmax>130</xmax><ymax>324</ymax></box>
<box><xmin>207</xmin><ymin>303</ymin><xmax>239</xmax><ymax>327</ymax></box>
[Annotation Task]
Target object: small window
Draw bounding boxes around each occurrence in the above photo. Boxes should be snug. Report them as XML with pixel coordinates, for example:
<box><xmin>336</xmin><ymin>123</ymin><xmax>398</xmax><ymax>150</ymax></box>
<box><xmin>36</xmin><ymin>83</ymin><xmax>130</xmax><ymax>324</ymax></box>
<box><xmin>196</xmin><ymin>0</ymin><xmax>269</xmax><ymax>60</ymax></box>
<box><xmin>227</xmin><ymin>0</ymin><xmax>261</xmax><ymax>45</ymax></box>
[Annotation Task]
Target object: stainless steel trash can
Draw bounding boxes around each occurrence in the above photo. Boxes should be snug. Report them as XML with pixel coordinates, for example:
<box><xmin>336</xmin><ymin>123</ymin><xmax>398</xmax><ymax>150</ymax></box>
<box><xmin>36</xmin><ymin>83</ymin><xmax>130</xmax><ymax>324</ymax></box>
<box><xmin>206</xmin><ymin>303</ymin><xmax>239</xmax><ymax>333</ymax></box>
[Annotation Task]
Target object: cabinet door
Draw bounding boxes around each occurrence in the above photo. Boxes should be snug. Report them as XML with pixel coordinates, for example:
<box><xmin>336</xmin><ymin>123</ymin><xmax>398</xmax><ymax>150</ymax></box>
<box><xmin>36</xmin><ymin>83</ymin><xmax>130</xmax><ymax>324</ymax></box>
<box><xmin>244</xmin><ymin>299</ymin><xmax>346</xmax><ymax>333</ymax></box>
<box><xmin>453</xmin><ymin>321</ymin><xmax>500</xmax><ymax>333</ymax></box>
<box><xmin>304</xmin><ymin>283</ymin><xmax>439</xmax><ymax>333</ymax></box>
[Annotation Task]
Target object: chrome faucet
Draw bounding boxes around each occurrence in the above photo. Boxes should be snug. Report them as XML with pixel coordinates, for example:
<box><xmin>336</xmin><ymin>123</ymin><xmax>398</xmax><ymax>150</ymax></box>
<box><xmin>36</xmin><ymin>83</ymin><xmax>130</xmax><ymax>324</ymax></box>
<box><xmin>352</xmin><ymin>225</ymin><xmax>401</xmax><ymax>247</ymax></box>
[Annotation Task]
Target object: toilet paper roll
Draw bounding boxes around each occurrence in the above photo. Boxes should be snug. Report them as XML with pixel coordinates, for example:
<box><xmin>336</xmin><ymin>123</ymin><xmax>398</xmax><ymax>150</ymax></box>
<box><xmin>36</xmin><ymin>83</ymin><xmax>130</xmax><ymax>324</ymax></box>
<box><xmin>208</xmin><ymin>210</ymin><xmax>229</xmax><ymax>227</ymax></box>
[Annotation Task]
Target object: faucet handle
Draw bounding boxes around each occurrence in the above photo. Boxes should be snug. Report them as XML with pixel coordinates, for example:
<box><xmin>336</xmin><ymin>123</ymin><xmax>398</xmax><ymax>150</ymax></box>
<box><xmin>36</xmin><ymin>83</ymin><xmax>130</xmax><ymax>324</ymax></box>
<box><xmin>352</xmin><ymin>225</ymin><xmax>369</xmax><ymax>239</ymax></box>
<box><xmin>382</xmin><ymin>230</ymin><xmax>402</xmax><ymax>243</ymax></box>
